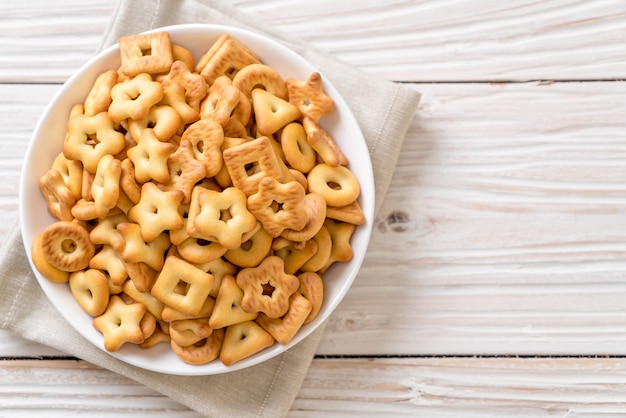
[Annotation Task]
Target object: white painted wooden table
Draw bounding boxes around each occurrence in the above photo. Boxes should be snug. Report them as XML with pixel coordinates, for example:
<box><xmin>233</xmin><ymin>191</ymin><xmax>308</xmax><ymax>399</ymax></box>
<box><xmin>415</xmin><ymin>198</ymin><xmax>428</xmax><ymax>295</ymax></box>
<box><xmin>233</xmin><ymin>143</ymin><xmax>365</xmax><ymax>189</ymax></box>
<box><xmin>2</xmin><ymin>0</ymin><xmax>626</xmax><ymax>416</ymax></box>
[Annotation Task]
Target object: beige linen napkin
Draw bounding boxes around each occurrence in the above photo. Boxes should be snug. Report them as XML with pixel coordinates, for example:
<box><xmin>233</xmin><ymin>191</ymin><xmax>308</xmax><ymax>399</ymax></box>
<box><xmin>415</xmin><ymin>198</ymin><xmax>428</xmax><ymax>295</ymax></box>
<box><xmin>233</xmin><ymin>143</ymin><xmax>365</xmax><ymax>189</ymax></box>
<box><xmin>0</xmin><ymin>0</ymin><xmax>420</xmax><ymax>417</ymax></box>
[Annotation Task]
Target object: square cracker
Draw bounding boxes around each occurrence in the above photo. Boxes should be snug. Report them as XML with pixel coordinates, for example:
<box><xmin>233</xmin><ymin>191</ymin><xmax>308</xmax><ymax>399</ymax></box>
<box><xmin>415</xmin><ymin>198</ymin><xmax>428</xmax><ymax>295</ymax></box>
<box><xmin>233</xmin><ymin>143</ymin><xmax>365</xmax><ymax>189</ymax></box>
<box><xmin>119</xmin><ymin>31</ymin><xmax>173</xmax><ymax>76</ymax></box>
<box><xmin>196</xmin><ymin>35</ymin><xmax>260</xmax><ymax>84</ymax></box>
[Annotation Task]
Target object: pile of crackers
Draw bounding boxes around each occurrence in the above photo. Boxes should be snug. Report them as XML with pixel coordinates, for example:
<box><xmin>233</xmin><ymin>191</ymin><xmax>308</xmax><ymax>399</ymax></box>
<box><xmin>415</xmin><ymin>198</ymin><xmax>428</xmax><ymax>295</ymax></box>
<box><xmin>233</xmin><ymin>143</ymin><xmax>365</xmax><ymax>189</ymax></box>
<box><xmin>32</xmin><ymin>31</ymin><xmax>365</xmax><ymax>366</ymax></box>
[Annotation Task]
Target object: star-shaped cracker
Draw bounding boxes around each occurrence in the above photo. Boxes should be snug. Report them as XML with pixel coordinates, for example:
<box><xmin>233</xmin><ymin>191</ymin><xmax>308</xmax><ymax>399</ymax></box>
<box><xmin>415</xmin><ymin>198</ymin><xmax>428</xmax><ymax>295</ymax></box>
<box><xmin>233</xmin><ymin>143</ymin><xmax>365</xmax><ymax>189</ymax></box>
<box><xmin>247</xmin><ymin>177</ymin><xmax>308</xmax><ymax>237</ymax></box>
<box><xmin>158</xmin><ymin>60</ymin><xmax>208</xmax><ymax>111</ymax></box>
<box><xmin>128</xmin><ymin>181</ymin><xmax>184</xmax><ymax>242</ymax></box>
<box><xmin>63</xmin><ymin>112</ymin><xmax>126</xmax><ymax>173</ymax></box>
<box><xmin>159</xmin><ymin>139</ymin><xmax>207</xmax><ymax>204</ymax></box>
<box><xmin>115</xmin><ymin>221</ymin><xmax>171</xmax><ymax>271</ymax></box>
<box><xmin>187</xmin><ymin>186</ymin><xmax>257</xmax><ymax>250</ymax></box>
<box><xmin>126</xmin><ymin>128</ymin><xmax>176</xmax><ymax>184</ymax></box>
<box><xmin>89</xmin><ymin>244</ymin><xmax>128</xmax><ymax>286</ymax></box>
<box><xmin>236</xmin><ymin>255</ymin><xmax>299</xmax><ymax>319</ymax></box>
<box><xmin>93</xmin><ymin>295</ymin><xmax>147</xmax><ymax>352</ymax></box>
<box><xmin>286</xmin><ymin>72</ymin><xmax>335</xmax><ymax>122</ymax></box>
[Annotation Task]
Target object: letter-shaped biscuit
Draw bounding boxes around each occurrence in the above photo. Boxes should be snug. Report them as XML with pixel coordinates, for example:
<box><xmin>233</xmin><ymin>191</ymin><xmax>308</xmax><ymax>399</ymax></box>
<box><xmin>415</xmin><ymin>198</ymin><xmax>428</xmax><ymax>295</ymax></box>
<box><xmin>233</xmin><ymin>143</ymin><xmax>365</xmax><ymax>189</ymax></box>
<box><xmin>84</xmin><ymin>70</ymin><xmax>118</xmax><ymax>116</ymax></box>
<box><xmin>307</xmin><ymin>163</ymin><xmax>360</xmax><ymax>208</ymax></box>
<box><xmin>91</xmin><ymin>154</ymin><xmax>122</xmax><ymax>219</ymax></box>
<box><xmin>171</xmin><ymin>327</ymin><xmax>224</xmax><ymax>365</ymax></box>
<box><xmin>51</xmin><ymin>151</ymin><xmax>83</xmax><ymax>200</ymax></box>
<box><xmin>280</xmin><ymin>193</ymin><xmax>327</xmax><ymax>243</ymax></box>
<box><xmin>128</xmin><ymin>105</ymin><xmax>182</xmax><ymax>142</ymax></box>
<box><xmin>224</xmin><ymin>226</ymin><xmax>272</xmax><ymax>268</ymax></box>
<box><xmin>297</xmin><ymin>271</ymin><xmax>324</xmax><ymax>324</ymax></box>
<box><xmin>89</xmin><ymin>244</ymin><xmax>128</xmax><ymax>286</ymax></box>
<box><xmin>273</xmin><ymin>237</ymin><xmax>318</xmax><ymax>275</ymax></box>
<box><xmin>232</xmin><ymin>63</ymin><xmax>288</xmax><ymax>100</ymax></box>
<box><xmin>200</xmin><ymin>75</ymin><xmax>241</xmax><ymax>126</ymax></box>
<box><xmin>159</xmin><ymin>139</ymin><xmax>207</xmax><ymax>204</ymax></box>
<box><xmin>31</xmin><ymin>232</ymin><xmax>70</xmax><ymax>283</ymax></box>
<box><xmin>115</xmin><ymin>221</ymin><xmax>170</xmax><ymax>271</ymax></box>
<box><xmin>302</xmin><ymin>116</ymin><xmax>348</xmax><ymax>167</ymax></box>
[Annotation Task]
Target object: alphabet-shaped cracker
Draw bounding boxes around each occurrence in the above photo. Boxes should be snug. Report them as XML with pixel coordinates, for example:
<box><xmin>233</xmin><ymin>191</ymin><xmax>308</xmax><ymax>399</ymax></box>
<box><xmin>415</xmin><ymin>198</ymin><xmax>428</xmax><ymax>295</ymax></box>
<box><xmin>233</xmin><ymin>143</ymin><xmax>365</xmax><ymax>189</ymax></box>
<box><xmin>115</xmin><ymin>221</ymin><xmax>170</xmax><ymax>271</ymax></box>
<box><xmin>89</xmin><ymin>244</ymin><xmax>128</xmax><ymax>286</ymax></box>
<box><xmin>200</xmin><ymin>75</ymin><xmax>241</xmax><ymax>126</ymax></box>
<box><xmin>91</xmin><ymin>154</ymin><xmax>122</xmax><ymax>218</ymax></box>
<box><xmin>69</xmin><ymin>269</ymin><xmax>110</xmax><ymax>317</ymax></box>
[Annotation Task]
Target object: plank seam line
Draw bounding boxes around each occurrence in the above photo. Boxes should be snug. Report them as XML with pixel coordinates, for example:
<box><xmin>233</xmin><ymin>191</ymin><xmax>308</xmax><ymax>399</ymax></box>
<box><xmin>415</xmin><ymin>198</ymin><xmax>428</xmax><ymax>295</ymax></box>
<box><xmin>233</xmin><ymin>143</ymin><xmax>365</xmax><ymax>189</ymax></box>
<box><xmin>3</xmin><ymin>354</ymin><xmax>626</xmax><ymax>361</ymax></box>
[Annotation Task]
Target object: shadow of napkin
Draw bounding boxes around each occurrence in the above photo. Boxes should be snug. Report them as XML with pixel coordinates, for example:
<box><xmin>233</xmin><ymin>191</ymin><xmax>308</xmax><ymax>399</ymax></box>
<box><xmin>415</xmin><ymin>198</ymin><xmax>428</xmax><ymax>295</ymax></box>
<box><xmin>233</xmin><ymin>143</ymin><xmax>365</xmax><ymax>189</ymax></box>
<box><xmin>0</xmin><ymin>0</ymin><xmax>420</xmax><ymax>417</ymax></box>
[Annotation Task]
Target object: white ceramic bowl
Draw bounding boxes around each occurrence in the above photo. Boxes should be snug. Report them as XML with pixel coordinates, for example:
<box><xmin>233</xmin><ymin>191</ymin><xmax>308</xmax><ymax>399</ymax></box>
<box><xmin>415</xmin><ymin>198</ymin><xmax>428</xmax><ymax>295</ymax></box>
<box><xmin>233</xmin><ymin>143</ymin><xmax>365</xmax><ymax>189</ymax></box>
<box><xmin>19</xmin><ymin>24</ymin><xmax>374</xmax><ymax>375</ymax></box>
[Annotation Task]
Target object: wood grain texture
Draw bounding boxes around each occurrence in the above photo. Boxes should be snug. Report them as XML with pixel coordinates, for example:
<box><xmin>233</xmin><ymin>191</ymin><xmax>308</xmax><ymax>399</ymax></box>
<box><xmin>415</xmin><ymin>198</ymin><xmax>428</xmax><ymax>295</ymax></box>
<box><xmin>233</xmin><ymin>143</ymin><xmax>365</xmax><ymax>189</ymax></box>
<box><xmin>3</xmin><ymin>81</ymin><xmax>626</xmax><ymax>356</ymax></box>
<box><xmin>1</xmin><ymin>0</ymin><xmax>625</xmax><ymax>82</ymax></box>
<box><xmin>3</xmin><ymin>357</ymin><xmax>626</xmax><ymax>417</ymax></box>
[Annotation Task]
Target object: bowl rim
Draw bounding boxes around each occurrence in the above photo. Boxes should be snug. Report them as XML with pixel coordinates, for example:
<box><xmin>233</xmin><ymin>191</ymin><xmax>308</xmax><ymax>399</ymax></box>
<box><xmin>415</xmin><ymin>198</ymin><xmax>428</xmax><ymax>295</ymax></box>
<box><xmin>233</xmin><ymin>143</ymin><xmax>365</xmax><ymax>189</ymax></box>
<box><xmin>19</xmin><ymin>23</ymin><xmax>375</xmax><ymax>375</ymax></box>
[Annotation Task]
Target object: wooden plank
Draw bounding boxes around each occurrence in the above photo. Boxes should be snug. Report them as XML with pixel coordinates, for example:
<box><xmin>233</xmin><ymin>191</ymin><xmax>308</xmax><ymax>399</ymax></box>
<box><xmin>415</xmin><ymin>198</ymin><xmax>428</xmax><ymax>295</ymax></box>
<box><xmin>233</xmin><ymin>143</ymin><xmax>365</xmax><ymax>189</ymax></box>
<box><xmin>1</xmin><ymin>0</ymin><xmax>626</xmax><ymax>82</ymax></box>
<box><xmin>3</xmin><ymin>357</ymin><xmax>626</xmax><ymax>417</ymax></box>
<box><xmin>319</xmin><ymin>81</ymin><xmax>626</xmax><ymax>355</ymax></box>
<box><xmin>3</xmin><ymin>81</ymin><xmax>626</xmax><ymax>358</ymax></box>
